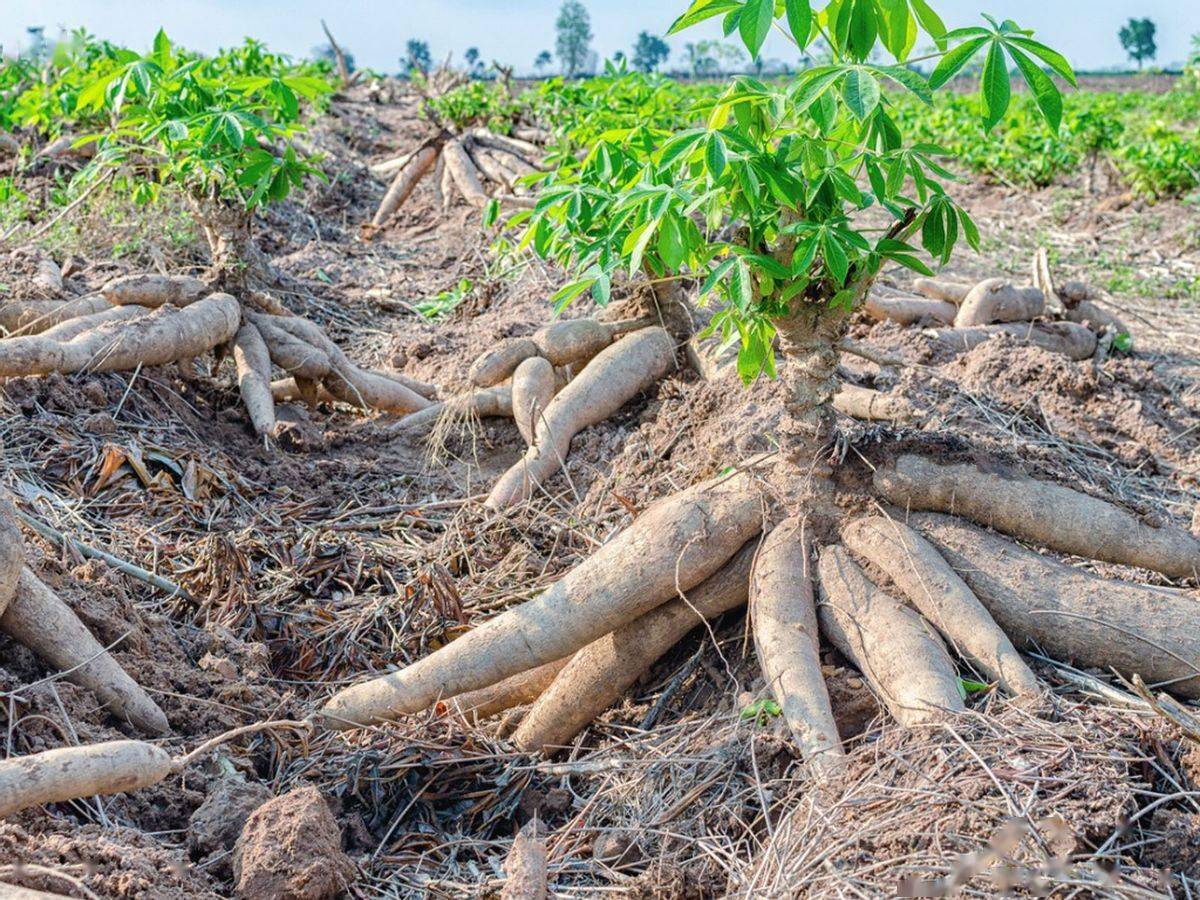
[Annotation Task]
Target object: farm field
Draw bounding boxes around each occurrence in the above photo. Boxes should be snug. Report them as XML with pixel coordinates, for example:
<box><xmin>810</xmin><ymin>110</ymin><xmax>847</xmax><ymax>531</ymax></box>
<box><xmin>1</xmin><ymin>5</ymin><xmax>1200</xmax><ymax>898</ymax></box>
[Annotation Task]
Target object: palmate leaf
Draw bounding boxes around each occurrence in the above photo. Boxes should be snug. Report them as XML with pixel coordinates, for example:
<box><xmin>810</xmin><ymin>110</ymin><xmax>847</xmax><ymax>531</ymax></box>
<box><xmin>980</xmin><ymin>41</ymin><xmax>1011</xmax><ymax>131</ymax></box>
<box><xmin>840</xmin><ymin>68</ymin><xmax>881</xmax><ymax>119</ymax></box>
<box><xmin>738</xmin><ymin>0</ymin><xmax>775</xmax><ymax>59</ymax></box>
<box><xmin>1006</xmin><ymin>44</ymin><xmax>1062</xmax><ymax>132</ymax></box>
<box><xmin>928</xmin><ymin>36</ymin><xmax>987</xmax><ymax>89</ymax></box>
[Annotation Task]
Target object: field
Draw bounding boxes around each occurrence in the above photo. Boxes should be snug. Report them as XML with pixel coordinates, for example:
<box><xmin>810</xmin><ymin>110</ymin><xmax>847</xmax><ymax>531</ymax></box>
<box><xmin>1</xmin><ymin>12</ymin><xmax>1200</xmax><ymax>900</ymax></box>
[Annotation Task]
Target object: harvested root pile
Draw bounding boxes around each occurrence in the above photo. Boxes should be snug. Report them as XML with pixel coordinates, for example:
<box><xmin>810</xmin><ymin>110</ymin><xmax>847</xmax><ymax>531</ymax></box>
<box><xmin>0</xmin><ymin>272</ymin><xmax>438</xmax><ymax>439</ymax></box>
<box><xmin>365</xmin><ymin>127</ymin><xmax>542</xmax><ymax>233</ymax></box>
<box><xmin>863</xmin><ymin>248</ymin><xmax>1130</xmax><ymax>362</ymax></box>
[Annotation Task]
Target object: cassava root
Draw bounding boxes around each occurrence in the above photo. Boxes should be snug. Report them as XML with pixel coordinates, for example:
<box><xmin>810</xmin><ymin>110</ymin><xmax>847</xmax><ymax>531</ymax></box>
<box><xmin>875</xmin><ymin>454</ymin><xmax>1200</xmax><ymax>580</ymax></box>
<box><xmin>750</xmin><ymin>520</ymin><xmax>845</xmax><ymax>777</ymax></box>
<box><xmin>319</xmin><ymin>466</ymin><xmax>764</xmax><ymax>728</ymax></box>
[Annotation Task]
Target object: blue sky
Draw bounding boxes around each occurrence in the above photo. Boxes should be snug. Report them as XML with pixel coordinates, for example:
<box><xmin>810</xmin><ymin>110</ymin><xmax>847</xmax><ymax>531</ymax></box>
<box><xmin>1</xmin><ymin>1</ymin><xmax>1195</xmax><ymax>73</ymax></box>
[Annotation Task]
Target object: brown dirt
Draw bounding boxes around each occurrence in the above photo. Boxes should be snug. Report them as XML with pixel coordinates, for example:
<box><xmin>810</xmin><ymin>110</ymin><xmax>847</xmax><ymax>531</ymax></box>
<box><xmin>232</xmin><ymin>785</ymin><xmax>353</xmax><ymax>900</ymax></box>
<box><xmin>1</xmin><ymin>79</ymin><xmax>1199</xmax><ymax>898</ymax></box>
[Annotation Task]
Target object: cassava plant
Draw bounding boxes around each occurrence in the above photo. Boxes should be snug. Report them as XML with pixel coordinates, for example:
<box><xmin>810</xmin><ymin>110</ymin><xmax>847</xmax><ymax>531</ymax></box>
<box><xmin>0</xmin><ymin>32</ymin><xmax>440</xmax><ymax>439</ymax></box>
<box><xmin>320</xmin><ymin>0</ymin><xmax>1200</xmax><ymax>783</ymax></box>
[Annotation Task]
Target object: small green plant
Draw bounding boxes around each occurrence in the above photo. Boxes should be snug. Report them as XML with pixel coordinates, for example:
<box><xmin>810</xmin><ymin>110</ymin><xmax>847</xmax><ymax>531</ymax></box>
<box><xmin>740</xmin><ymin>697</ymin><xmax>783</xmax><ymax>723</ymax></box>
<box><xmin>416</xmin><ymin>278</ymin><xmax>473</xmax><ymax>321</ymax></box>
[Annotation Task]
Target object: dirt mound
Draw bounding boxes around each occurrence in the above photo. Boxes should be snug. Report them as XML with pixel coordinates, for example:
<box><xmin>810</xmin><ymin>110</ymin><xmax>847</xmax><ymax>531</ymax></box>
<box><xmin>232</xmin><ymin>786</ymin><xmax>353</xmax><ymax>900</ymax></box>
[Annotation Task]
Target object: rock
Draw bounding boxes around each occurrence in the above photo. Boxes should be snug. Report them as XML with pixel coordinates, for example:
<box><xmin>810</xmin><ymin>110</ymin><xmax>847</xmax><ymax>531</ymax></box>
<box><xmin>81</xmin><ymin>412</ymin><xmax>117</xmax><ymax>435</ymax></box>
<box><xmin>188</xmin><ymin>776</ymin><xmax>272</xmax><ymax>877</ymax></box>
<box><xmin>233</xmin><ymin>785</ymin><xmax>353</xmax><ymax>900</ymax></box>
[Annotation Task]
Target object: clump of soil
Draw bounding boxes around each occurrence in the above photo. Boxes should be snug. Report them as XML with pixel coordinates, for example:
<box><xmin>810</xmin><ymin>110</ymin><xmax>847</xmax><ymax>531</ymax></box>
<box><xmin>232</xmin><ymin>785</ymin><xmax>354</xmax><ymax>900</ymax></box>
<box><xmin>188</xmin><ymin>776</ymin><xmax>273</xmax><ymax>878</ymax></box>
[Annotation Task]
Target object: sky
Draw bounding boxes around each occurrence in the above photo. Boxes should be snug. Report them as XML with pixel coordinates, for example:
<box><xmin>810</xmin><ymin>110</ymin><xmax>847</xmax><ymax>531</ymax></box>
<box><xmin>0</xmin><ymin>1</ymin><xmax>1195</xmax><ymax>74</ymax></box>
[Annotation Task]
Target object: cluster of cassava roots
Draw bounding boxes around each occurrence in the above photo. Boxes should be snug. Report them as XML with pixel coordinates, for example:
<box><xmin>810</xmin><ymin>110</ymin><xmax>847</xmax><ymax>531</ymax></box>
<box><xmin>5</xmin><ymin>231</ymin><xmax>1198</xmax><ymax>824</ymax></box>
<box><xmin>0</xmin><ymin>259</ymin><xmax>438</xmax><ymax>440</ymax></box>
<box><xmin>364</xmin><ymin>123</ymin><xmax>544</xmax><ymax>234</ymax></box>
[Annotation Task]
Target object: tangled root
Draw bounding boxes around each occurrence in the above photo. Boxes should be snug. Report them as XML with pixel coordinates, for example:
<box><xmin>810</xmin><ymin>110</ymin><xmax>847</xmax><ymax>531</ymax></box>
<box><xmin>365</xmin><ymin>127</ymin><xmax>543</xmax><ymax>234</ymax></box>
<box><xmin>0</xmin><ymin>272</ymin><xmax>438</xmax><ymax>437</ymax></box>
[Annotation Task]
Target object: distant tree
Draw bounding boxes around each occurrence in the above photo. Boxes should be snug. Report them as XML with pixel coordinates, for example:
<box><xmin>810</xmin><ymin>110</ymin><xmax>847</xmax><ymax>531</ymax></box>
<box><xmin>1119</xmin><ymin>18</ymin><xmax>1156</xmax><ymax>70</ymax></box>
<box><xmin>555</xmin><ymin>0</ymin><xmax>593</xmax><ymax>77</ymax></box>
<box><xmin>534</xmin><ymin>49</ymin><xmax>553</xmax><ymax>73</ymax></box>
<box><xmin>401</xmin><ymin>39</ymin><xmax>432</xmax><ymax>75</ymax></box>
<box><xmin>632</xmin><ymin>31</ymin><xmax>670</xmax><ymax>72</ymax></box>
<box><xmin>464</xmin><ymin>46</ymin><xmax>485</xmax><ymax>77</ymax></box>
<box><xmin>24</xmin><ymin>26</ymin><xmax>49</xmax><ymax>63</ymax></box>
<box><xmin>613</xmin><ymin>50</ymin><xmax>626</xmax><ymax>64</ymax></box>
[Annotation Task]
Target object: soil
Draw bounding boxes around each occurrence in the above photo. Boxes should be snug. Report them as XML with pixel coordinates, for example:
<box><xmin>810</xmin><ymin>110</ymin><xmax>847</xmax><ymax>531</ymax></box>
<box><xmin>1</xmin><ymin>81</ymin><xmax>1199</xmax><ymax>898</ymax></box>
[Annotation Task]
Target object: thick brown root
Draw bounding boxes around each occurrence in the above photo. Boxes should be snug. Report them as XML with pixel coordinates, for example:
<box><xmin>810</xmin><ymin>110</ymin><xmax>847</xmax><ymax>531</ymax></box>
<box><xmin>467</xmin><ymin>143</ymin><xmax>514</xmax><ymax>190</ymax></box>
<box><xmin>369</xmin><ymin>143</ymin><xmax>440</xmax><ymax>228</ymax></box>
<box><xmin>863</xmin><ymin>291</ymin><xmax>956</xmax><ymax>326</ymax></box>
<box><xmin>532</xmin><ymin>317</ymin><xmax>649</xmax><ymax>367</ymax></box>
<box><xmin>913</xmin><ymin>513</ymin><xmax>1200</xmax><ymax>697</ymax></box>
<box><xmin>439</xmin><ymin>657</ymin><xmax>569</xmax><ymax>723</ymax></box>
<box><xmin>266</xmin><ymin>314</ymin><xmax>434</xmax><ymax>415</ymax></box>
<box><xmin>37</xmin><ymin>304</ymin><xmax>151</xmax><ymax>343</ymax></box>
<box><xmin>233</xmin><ymin>324</ymin><xmax>276</xmax><ymax>437</ymax></box>
<box><xmin>485</xmin><ymin>326</ymin><xmax>674</xmax><ymax>510</ymax></box>
<box><xmin>443</xmin><ymin>140</ymin><xmax>489</xmax><ymax>207</ymax></box>
<box><xmin>511</xmin><ymin>356</ymin><xmax>557</xmax><ymax>446</ymax></box>
<box><xmin>750</xmin><ymin>521</ymin><xmax>845</xmax><ymax>778</ymax></box>
<box><xmin>468</xmin><ymin>128</ymin><xmax>540</xmax><ymax>162</ymax></box>
<box><xmin>875</xmin><ymin>455</ymin><xmax>1200</xmax><ymax>581</ymax></box>
<box><xmin>0</xmin><ymin>740</ymin><xmax>172</xmax><ymax>819</ymax></box>
<box><xmin>252</xmin><ymin>315</ymin><xmax>333</xmax><ymax>380</ymax></box>
<box><xmin>101</xmin><ymin>273</ymin><xmax>210</xmax><ymax>308</ymax></box>
<box><xmin>469</xmin><ymin>338</ymin><xmax>539</xmax><ymax>388</ymax></box>
<box><xmin>394</xmin><ymin>385</ymin><xmax>512</xmax><ymax>432</ymax></box>
<box><xmin>831</xmin><ymin>384</ymin><xmax>915</xmax><ymax>422</ymax></box>
<box><xmin>2</xmin><ymin>568</ymin><xmax>170</xmax><ymax>735</ymax></box>
<box><xmin>954</xmin><ymin>278</ymin><xmax>1045</xmax><ymax>327</ymax></box>
<box><xmin>912</xmin><ymin>277</ymin><xmax>972</xmax><ymax>304</ymax></box>
<box><xmin>0</xmin><ymin>497</ymin><xmax>24</xmax><ymax>618</ymax></box>
<box><xmin>816</xmin><ymin>546</ymin><xmax>965</xmax><ymax>726</ymax></box>
<box><xmin>929</xmin><ymin>321</ymin><xmax>1097</xmax><ymax>360</ymax></box>
<box><xmin>0</xmin><ymin>293</ymin><xmax>240</xmax><ymax>378</ymax></box>
<box><xmin>0</xmin><ymin>296</ymin><xmax>111</xmax><ymax>336</ymax></box>
<box><xmin>513</xmin><ymin>540</ymin><xmax>757</xmax><ymax>755</ymax></box>
<box><xmin>439</xmin><ymin>157</ymin><xmax>456</xmax><ymax>211</ymax></box>
<box><xmin>318</xmin><ymin>467</ymin><xmax>764</xmax><ymax>728</ymax></box>
<box><xmin>841</xmin><ymin>516</ymin><xmax>1039</xmax><ymax>696</ymax></box>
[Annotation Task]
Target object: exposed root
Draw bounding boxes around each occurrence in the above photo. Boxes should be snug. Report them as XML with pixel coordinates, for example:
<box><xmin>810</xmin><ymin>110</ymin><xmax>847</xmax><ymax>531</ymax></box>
<box><xmin>0</xmin><ymin>296</ymin><xmax>111</xmax><ymax>336</ymax></box>
<box><xmin>0</xmin><ymin>292</ymin><xmax>240</xmax><ymax>378</ymax></box>
<box><xmin>395</xmin><ymin>385</ymin><xmax>513</xmax><ymax>435</ymax></box>
<box><xmin>0</xmin><ymin>740</ymin><xmax>172</xmax><ymax>819</ymax></box>
<box><xmin>875</xmin><ymin>454</ymin><xmax>1200</xmax><ymax>580</ymax></box>
<box><xmin>913</xmin><ymin>512</ymin><xmax>1200</xmax><ymax>697</ymax></box>
<box><xmin>512</xmin><ymin>540</ymin><xmax>757</xmax><ymax>755</ymax></box>
<box><xmin>841</xmin><ymin>516</ymin><xmax>1039</xmax><ymax>696</ymax></box>
<box><xmin>863</xmin><ymin>289</ymin><xmax>956</xmax><ymax>326</ymax></box>
<box><xmin>439</xmin><ymin>657</ymin><xmax>569</xmax><ymax>725</ymax></box>
<box><xmin>485</xmin><ymin>326</ymin><xmax>674</xmax><ymax>509</ymax></box>
<box><xmin>831</xmin><ymin>383</ymin><xmax>916</xmax><ymax>422</ymax></box>
<box><xmin>100</xmin><ymin>273</ymin><xmax>209</xmax><ymax>308</ymax></box>
<box><xmin>954</xmin><ymin>278</ymin><xmax>1045</xmax><ymax>326</ymax></box>
<box><xmin>233</xmin><ymin>323</ymin><xmax>276</xmax><ymax>437</ymax></box>
<box><xmin>928</xmin><ymin>320</ymin><xmax>1097</xmax><ymax>360</ymax></box>
<box><xmin>510</xmin><ymin>356</ymin><xmax>557</xmax><ymax>446</ymax></box>
<box><xmin>913</xmin><ymin>277</ymin><xmax>972</xmax><ymax>304</ymax></box>
<box><xmin>750</xmin><ymin>520</ymin><xmax>845</xmax><ymax>778</ymax></box>
<box><xmin>318</xmin><ymin>466</ymin><xmax>765</xmax><ymax>728</ymax></box>
<box><xmin>816</xmin><ymin>545</ymin><xmax>965</xmax><ymax>726</ymax></box>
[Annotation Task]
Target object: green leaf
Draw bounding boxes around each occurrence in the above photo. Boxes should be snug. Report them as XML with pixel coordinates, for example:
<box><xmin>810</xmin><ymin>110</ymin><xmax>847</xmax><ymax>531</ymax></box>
<box><xmin>669</xmin><ymin>0</ymin><xmax>742</xmax><ymax>35</ymax></box>
<box><xmin>739</xmin><ymin>0</ymin><xmax>775</xmax><ymax>58</ymax></box>
<box><xmin>840</xmin><ymin>68</ymin><xmax>881</xmax><ymax>120</ymax></box>
<box><xmin>549</xmin><ymin>278</ymin><xmax>596</xmax><ymax>311</ymax></box>
<box><xmin>705</xmin><ymin>132</ymin><xmax>728</xmax><ymax>177</ymax></box>
<box><xmin>873</xmin><ymin>64</ymin><xmax>931</xmax><ymax>104</ymax></box>
<box><xmin>1006</xmin><ymin>45</ymin><xmax>1062</xmax><ymax>132</ymax></box>
<box><xmin>928</xmin><ymin>36</ymin><xmax>987</xmax><ymax>89</ymax></box>
<box><xmin>909</xmin><ymin>0</ymin><xmax>947</xmax><ymax>48</ymax></box>
<box><xmin>699</xmin><ymin>257</ymin><xmax>738</xmax><ymax>301</ymax></box>
<box><xmin>980</xmin><ymin>41</ymin><xmax>1011</xmax><ymax>131</ymax></box>
<box><xmin>790</xmin><ymin>66</ymin><xmax>843</xmax><ymax>113</ymax></box>
<box><xmin>1006</xmin><ymin>36</ymin><xmax>1076</xmax><ymax>86</ymax></box>
<box><xmin>821</xmin><ymin>231</ymin><xmax>850</xmax><ymax>284</ymax></box>
<box><xmin>846</xmin><ymin>0</ymin><xmax>878</xmax><ymax>61</ymax></box>
<box><xmin>482</xmin><ymin>198</ymin><xmax>500</xmax><ymax>228</ymax></box>
<box><xmin>784</xmin><ymin>0</ymin><xmax>814</xmax><ymax>48</ymax></box>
